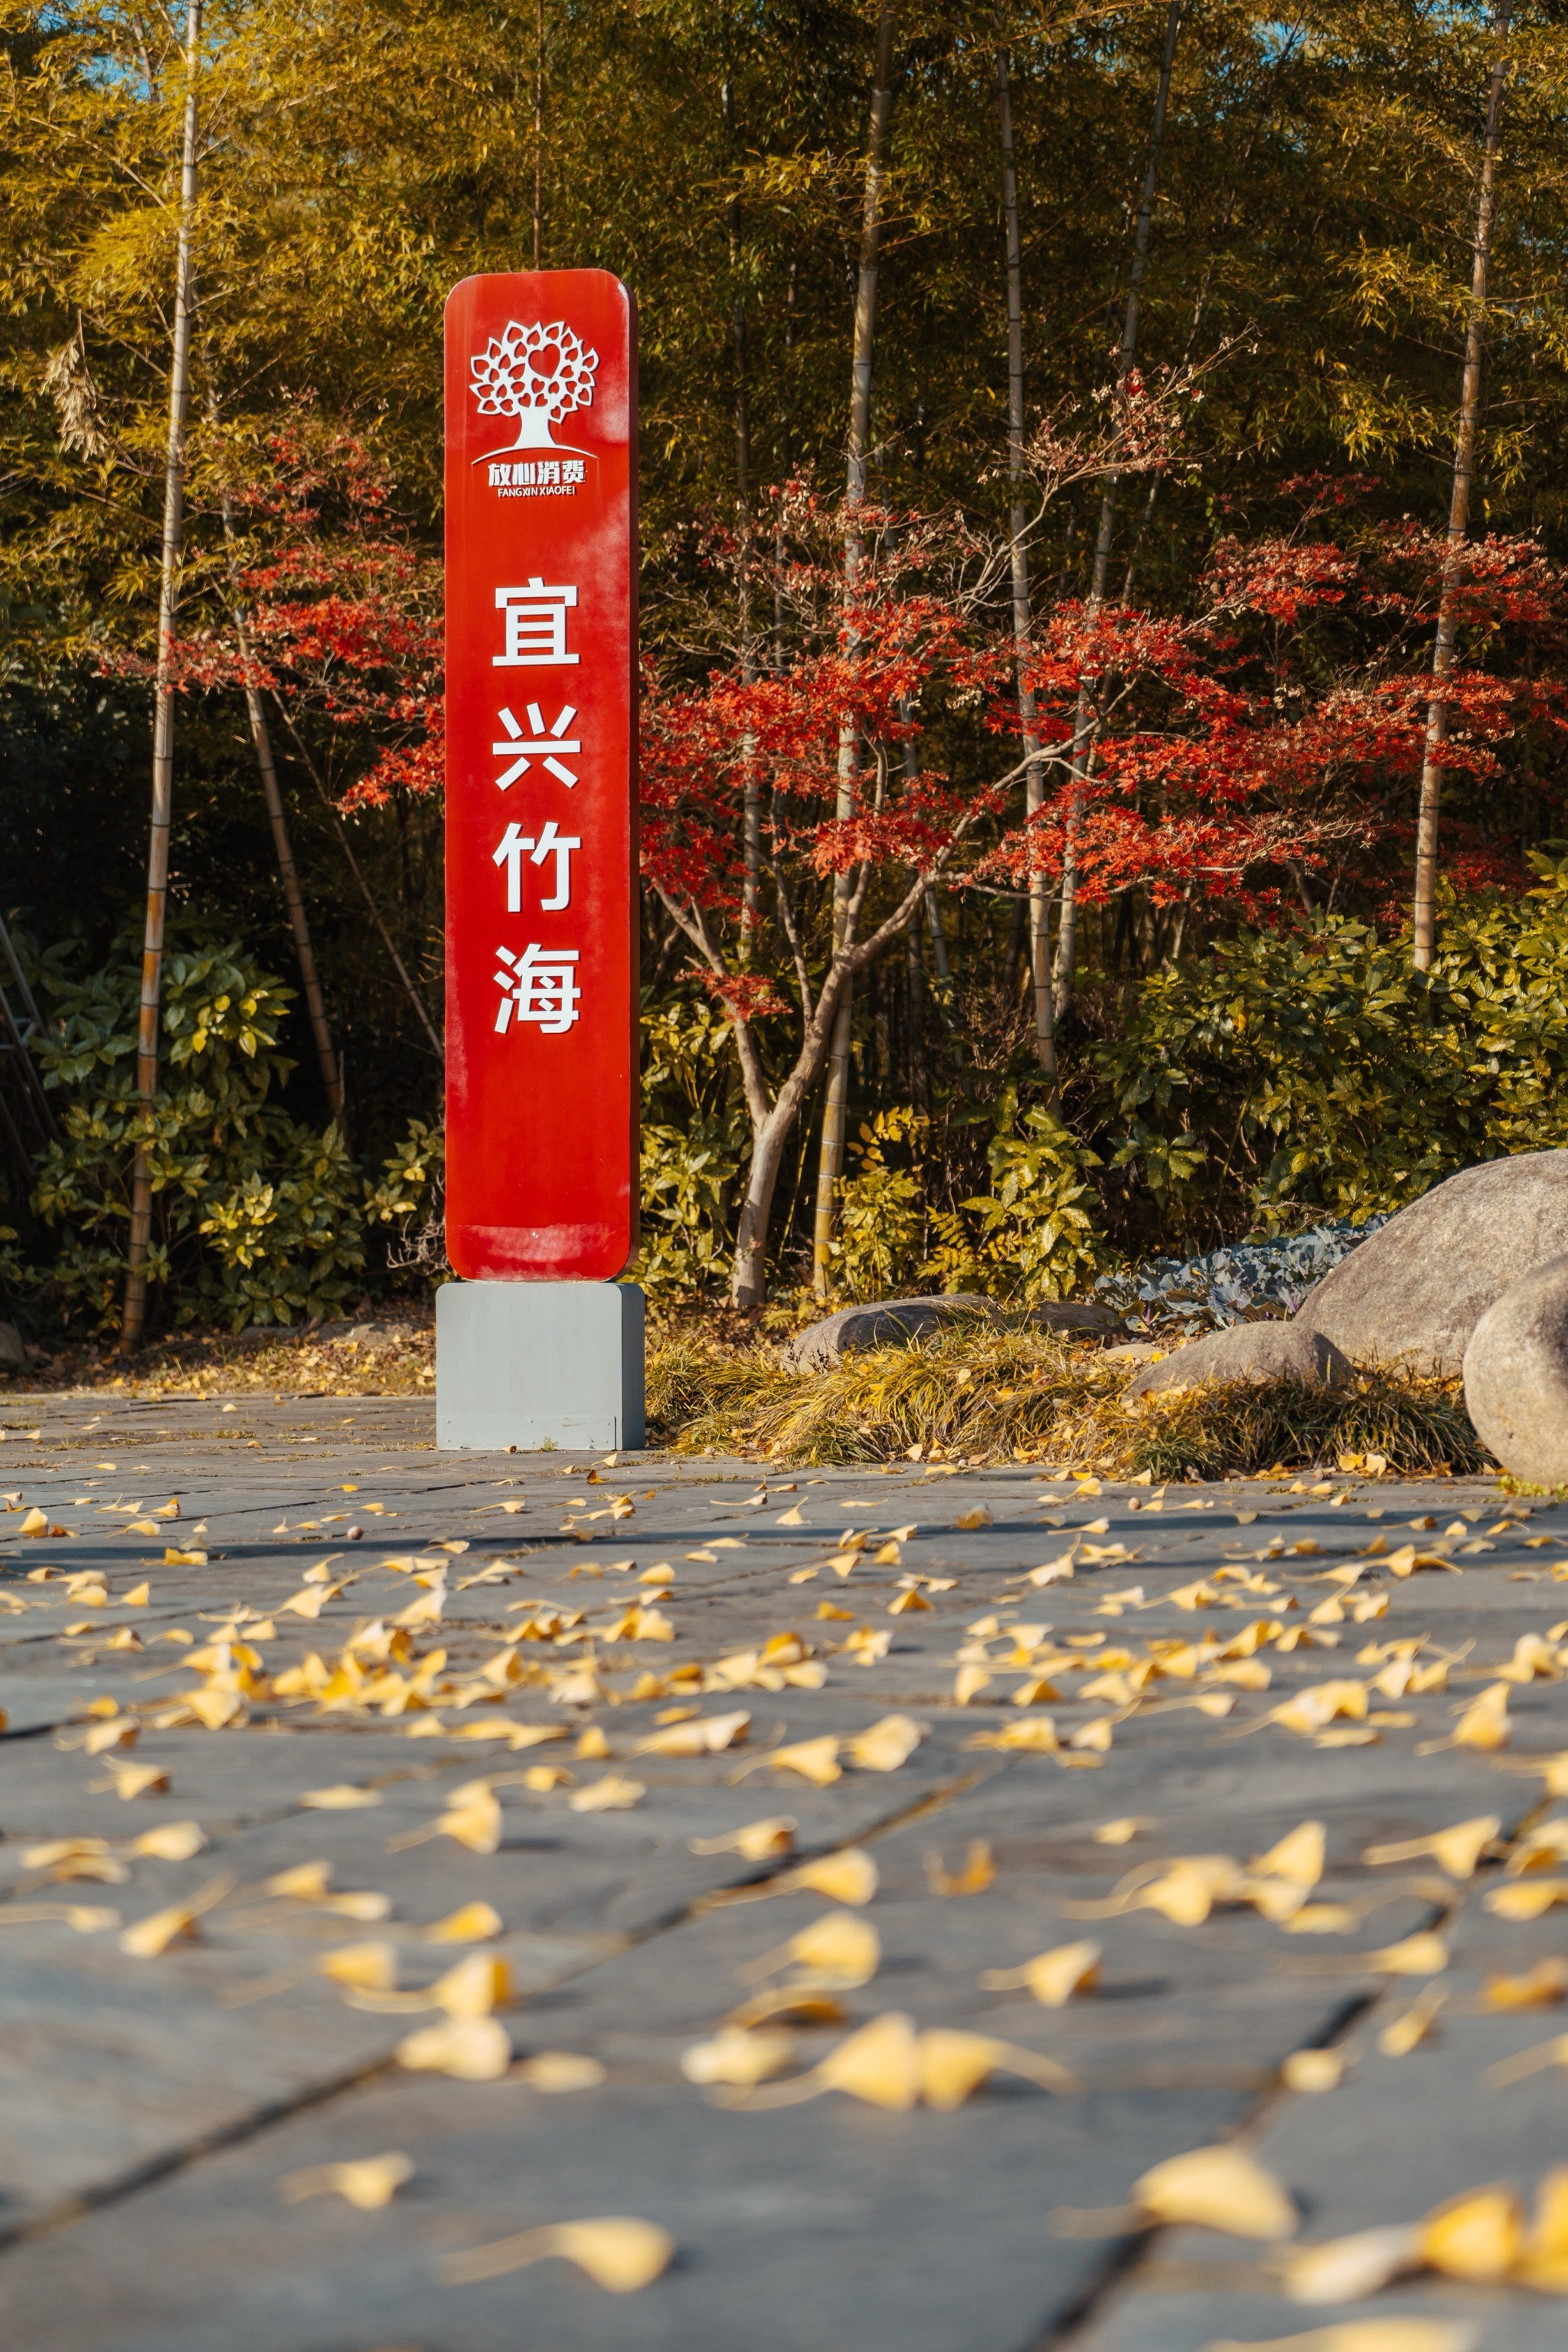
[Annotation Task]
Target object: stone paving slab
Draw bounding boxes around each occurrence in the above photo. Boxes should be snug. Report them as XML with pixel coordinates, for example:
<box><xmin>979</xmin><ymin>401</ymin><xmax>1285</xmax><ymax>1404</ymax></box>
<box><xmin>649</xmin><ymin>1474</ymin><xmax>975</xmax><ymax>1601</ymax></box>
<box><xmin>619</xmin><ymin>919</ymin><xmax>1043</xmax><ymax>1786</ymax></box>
<box><xmin>2</xmin><ymin>1395</ymin><xmax>1568</xmax><ymax>2348</ymax></box>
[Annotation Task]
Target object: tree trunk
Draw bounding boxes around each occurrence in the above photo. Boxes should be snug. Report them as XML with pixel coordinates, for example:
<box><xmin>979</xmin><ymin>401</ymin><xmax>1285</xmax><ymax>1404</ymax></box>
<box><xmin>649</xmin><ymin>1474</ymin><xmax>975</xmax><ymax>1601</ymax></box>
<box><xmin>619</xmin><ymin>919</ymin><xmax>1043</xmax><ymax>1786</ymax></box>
<box><xmin>532</xmin><ymin>0</ymin><xmax>545</xmax><ymax>270</ymax></box>
<box><xmin>723</xmin><ymin>72</ymin><xmax>763</xmax><ymax>946</ymax></box>
<box><xmin>996</xmin><ymin>43</ymin><xmax>1057</xmax><ymax>1093</ymax></box>
<box><xmin>1056</xmin><ymin>0</ymin><xmax>1184</xmax><ymax>1018</ymax></box>
<box><xmin>1413</xmin><ymin>1</ymin><xmax>1513</xmax><ymax>972</ymax></box>
<box><xmin>211</xmin><ymin>423</ymin><xmax>345</xmax><ymax>1129</ymax></box>
<box><xmin>810</xmin><ymin>0</ymin><xmax>897</xmax><ymax>1299</ymax></box>
<box><xmin>123</xmin><ymin>0</ymin><xmax>201</xmax><ymax>1349</ymax></box>
<box><xmin>272</xmin><ymin>701</ymin><xmax>444</xmax><ymax>1057</ymax></box>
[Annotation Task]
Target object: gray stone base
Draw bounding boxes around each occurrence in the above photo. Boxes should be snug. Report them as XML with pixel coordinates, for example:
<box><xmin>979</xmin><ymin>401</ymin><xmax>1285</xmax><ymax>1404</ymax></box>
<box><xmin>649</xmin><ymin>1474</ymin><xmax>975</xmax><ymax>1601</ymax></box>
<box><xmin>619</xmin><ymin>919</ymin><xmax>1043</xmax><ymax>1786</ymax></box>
<box><xmin>435</xmin><ymin>1279</ymin><xmax>645</xmax><ymax>1451</ymax></box>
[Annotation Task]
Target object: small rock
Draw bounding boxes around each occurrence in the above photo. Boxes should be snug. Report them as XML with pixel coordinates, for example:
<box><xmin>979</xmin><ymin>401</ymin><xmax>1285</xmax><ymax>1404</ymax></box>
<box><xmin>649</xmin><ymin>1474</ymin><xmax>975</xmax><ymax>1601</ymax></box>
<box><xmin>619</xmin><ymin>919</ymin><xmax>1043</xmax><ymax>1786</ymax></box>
<box><xmin>1126</xmin><ymin>1321</ymin><xmax>1351</xmax><ymax>1400</ymax></box>
<box><xmin>1024</xmin><ymin>1300</ymin><xmax>1125</xmax><ymax>1339</ymax></box>
<box><xmin>1462</xmin><ymin>1252</ymin><xmax>1568</xmax><ymax>1485</ymax></box>
<box><xmin>0</xmin><ymin>1322</ymin><xmax>26</xmax><ymax>1370</ymax></box>
<box><xmin>1301</xmin><ymin>1149</ymin><xmax>1568</xmax><ymax>1375</ymax></box>
<box><xmin>785</xmin><ymin>1294</ymin><xmax>1004</xmax><ymax>1372</ymax></box>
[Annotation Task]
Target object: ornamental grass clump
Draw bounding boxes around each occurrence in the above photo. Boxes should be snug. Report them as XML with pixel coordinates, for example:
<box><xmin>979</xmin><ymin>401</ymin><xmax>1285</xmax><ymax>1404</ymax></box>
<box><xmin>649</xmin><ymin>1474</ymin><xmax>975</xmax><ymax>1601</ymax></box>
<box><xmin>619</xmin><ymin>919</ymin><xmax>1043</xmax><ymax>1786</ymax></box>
<box><xmin>647</xmin><ymin>1323</ymin><xmax>1488</xmax><ymax>1479</ymax></box>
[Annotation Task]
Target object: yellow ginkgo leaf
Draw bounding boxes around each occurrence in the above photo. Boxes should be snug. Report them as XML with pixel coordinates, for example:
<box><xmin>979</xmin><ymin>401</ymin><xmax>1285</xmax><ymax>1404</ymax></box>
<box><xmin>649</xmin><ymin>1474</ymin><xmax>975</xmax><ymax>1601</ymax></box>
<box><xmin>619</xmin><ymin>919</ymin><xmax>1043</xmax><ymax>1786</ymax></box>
<box><xmin>681</xmin><ymin>2026</ymin><xmax>798</xmax><ymax>2086</ymax></box>
<box><xmin>925</xmin><ymin>1839</ymin><xmax>997</xmax><ymax>1896</ymax></box>
<box><xmin>320</xmin><ymin>1941</ymin><xmax>398</xmax><ymax>1992</ymax></box>
<box><xmin>1363</xmin><ymin>1816</ymin><xmax>1499</xmax><ymax>1879</ymax></box>
<box><xmin>749</xmin><ymin>1736</ymin><xmax>841</xmax><ymax>1786</ymax></box>
<box><xmin>981</xmin><ymin>1939</ymin><xmax>1101</xmax><ymax>2008</ymax></box>
<box><xmin>1134</xmin><ymin>2143</ymin><xmax>1296</xmax><ymax>2239</ymax></box>
<box><xmin>753</xmin><ymin>1909</ymin><xmax>880</xmax><ymax>1989</ymax></box>
<box><xmin>1250</xmin><ymin>1821</ymin><xmax>1325</xmax><ymax>1888</ymax></box>
<box><xmin>1207</xmin><ymin>2323</ymin><xmax>1479</xmax><ymax>2352</ymax></box>
<box><xmin>779</xmin><ymin>1849</ymin><xmax>878</xmax><ymax>1906</ymax></box>
<box><xmin>429</xmin><ymin>1952</ymin><xmax>511</xmax><ymax>2018</ymax></box>
<box><xmin>514</xmin><ymin>2052</ymin><xmax>606</xmax><ymax>2092</ymax></box>
<box><xmin>815</xmin><ymin>2010</ymin><xmax>922</xmax><ymax>2109</ymax></box>
<box><xmin>567</xmin><ymin>1775</ymin><xmax>645</xmax><ymax>1812</ymax></box>
<box><xmin>268</xmin><ymin>1861</ymin><xmax>334</xmax><ymax>1900</ymax></box>
<box><xmin>119</xmin><ymin>1873</ymin><xmax>233</xmax><ymax>1958</ymax></box>
<box><xmin>1377</xmin><ymin>1986</ymin><xmax>1446</xmax><ymax>2056</ymax></box>
<box><xmin>424</xmin><ymin>1901</ymin><xmax>503</xmax><ymax>1942</ymax></box>
<box><xmin>1451</xmin><ymin>1682</ymin><xmax>1511</xmax><ymax>1751</ymax></box>
<box><xmin>443</xmin><ymin>2216</ymin><xmax>673</xmax><ymax>2291</ymax></box>
<box><xmin>689</xmin><ymin>1817</ymin><xmax>796</xmax><ymax>1860</ymax></box>
<box><xmin>1279</xmin><ymin>2223</ymin><xmax>1419</xmax><ymax>2304</ymax></box>
<box><xmin>635</xmin><ymin>1710</ymin><xmax>749</xmax><ymax>1757</ymax></box>
<box><xmin>1281</xmin><ymin>2048</ymin><xmax>1344</xmax><ymax>2092</ymax></box>
<box><xmin>129</xmin><ymin>1821</ymin><xmax>205</xmax><ymax>1861</ymax></box>
<box><xmin>90</xmin><ymin>1755</ymin><xmax>168</xmax><ymax>1799</ymax></box>
<box><xmin>434</xmin><ymin>1782</ymin><xmax>505</xmax><ymax>1853</ymax></box>
<box><xmin>122</xmin><ymin>1583</ymin><xmax>150</xmax><ymax>1607</ymax></box>
<box><xmin>279</xmin><ymin>2152</ymin><xmax>413</xmax><ymax>2210</ymax></box>
<box><xmin>954</xmin><ymin>1506</ymin><xmax>992</xmax><ymax>1530</ymax></box>
<box><xmin>1485</xmin><ymin>1879</ymin><xmax>1568</xmax><ymax>1921</ymax></box>
<box><xmin>1482</xmin><ymin>1957</ymin><xmax>1568</xmax><ymax>2010</ymax></box>
<box><xmin>1416</xmin><ymin>2184</ymin><xmax>1523</xmax><ymax>2281</ymax></box>
<box><xmin>1367</xmin><ymin>1932</ymin><xmax>1448</xmax><ymax>1975</ymax></box>
<box><xmin>300</xmin><ymin>1784</ymin><xmax>382</xmax><ymax>1810</ymax></box>
<box><xmin>396</xmin><ymin>2014</ymin><xmax>511</xmax><ymax>2079</ymax></box>
<box><xmin>1093</xmin><ymin>1817</ymin><xmax>1152</xmax><ymax>1845</ymax></box>
<box><xmin>847</xmin><ymin>1714</ymin><xmax>924</xmax><ymax>1772</ymax></box>
<box><xmin>916</xmin><ymin>2027</ymin><xmax>1076</xmax><ymax>2109</ymax></box>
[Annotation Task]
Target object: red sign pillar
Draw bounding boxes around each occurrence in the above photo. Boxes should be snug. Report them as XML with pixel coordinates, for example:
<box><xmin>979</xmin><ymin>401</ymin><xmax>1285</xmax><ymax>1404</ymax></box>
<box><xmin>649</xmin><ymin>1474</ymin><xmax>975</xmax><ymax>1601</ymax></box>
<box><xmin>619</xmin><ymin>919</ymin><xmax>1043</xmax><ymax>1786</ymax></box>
<box><xmin>443</xmin><ymin>271</ymin><xmax>639</xmax><ymax>1282</ymax></box>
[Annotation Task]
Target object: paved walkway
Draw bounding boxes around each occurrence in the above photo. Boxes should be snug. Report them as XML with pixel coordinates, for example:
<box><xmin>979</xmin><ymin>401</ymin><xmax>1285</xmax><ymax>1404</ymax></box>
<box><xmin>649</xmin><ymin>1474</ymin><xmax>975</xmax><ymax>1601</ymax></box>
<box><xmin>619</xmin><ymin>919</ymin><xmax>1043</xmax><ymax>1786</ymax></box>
<box><xmin>2</xmin><ymin>1394</ymin><xmax>1566</xmax><ymax>2350</ymax></box>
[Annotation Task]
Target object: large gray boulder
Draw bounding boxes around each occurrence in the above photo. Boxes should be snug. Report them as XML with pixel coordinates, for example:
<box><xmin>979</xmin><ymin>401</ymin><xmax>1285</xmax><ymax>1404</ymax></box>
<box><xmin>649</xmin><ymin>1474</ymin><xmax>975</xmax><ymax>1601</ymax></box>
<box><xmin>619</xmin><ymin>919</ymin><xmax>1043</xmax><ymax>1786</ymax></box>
<box><xmin>1462</xmin><ymin>1251</ymin><xmax>1568</xmax><ymax>1485</ymax></box>
<box><xmin>1126</xmin><ymin>1319</ymin><xmax>1351</xmax><ymax>1400</ymax></box>
<box><xmin>1298</xmin><ymin>1152</ymin><xmax>1568</xmax><ymax>1376</ymax></box>
<box><xmin>785</xmin><ymin>1294</ymin><xmax>1003</xmax><ymax>1371</ymax></box>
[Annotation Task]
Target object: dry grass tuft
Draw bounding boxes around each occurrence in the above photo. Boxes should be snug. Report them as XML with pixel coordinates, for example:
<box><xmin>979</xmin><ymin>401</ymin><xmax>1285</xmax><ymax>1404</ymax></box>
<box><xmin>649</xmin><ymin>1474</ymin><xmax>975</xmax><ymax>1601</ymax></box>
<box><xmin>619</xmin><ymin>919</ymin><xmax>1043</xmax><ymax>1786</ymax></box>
<box><xmin>646</xmin><ymin>1325</ymin><xmax>1488</xmax><ymax>1479</ymax></box>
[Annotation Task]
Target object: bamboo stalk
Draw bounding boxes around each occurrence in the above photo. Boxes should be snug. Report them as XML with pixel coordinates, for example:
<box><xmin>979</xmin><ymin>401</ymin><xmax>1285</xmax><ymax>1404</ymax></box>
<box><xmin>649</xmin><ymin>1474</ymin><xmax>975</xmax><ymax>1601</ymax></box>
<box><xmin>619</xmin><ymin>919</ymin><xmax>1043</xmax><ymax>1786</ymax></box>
<box><xmin>1055</xmin><ymin>0</ymin><xmax>1184</xmax><ymax>1018</ymax></box>
<box><xmin>997</xmin><ymin>41</ymin><xmax>1057</xmax><ymax>1093</ymax></box>
<box><xmin>811</xmin><ymin>0</ymin><xmax>897</xmax><ymax>1300</ymax></box>
<box><xmin>1413</xmin><ymin>0</ymin><xmax>1513</xmax><ymax>971</ymax></box>
<box><xmin>123</xmin><ymin>0</ymin><xmax>202</xmax><ymax>1349</ymax></box>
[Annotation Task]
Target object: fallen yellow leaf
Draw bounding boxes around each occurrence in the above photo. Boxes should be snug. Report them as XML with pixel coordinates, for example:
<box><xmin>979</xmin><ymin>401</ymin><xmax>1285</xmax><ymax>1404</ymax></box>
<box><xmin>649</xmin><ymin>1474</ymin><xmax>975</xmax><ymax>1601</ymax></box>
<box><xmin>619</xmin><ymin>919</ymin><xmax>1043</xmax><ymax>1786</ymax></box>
<box><xmin>443</xmin><ymin>2215</ymin><xmax>673</xmax><ymax>2291</ymax></box>
<box><xmin>1363</xmin><ymin>1816</ymin><xmax>1499</xmax><ymax>1880</ymax></box>
<box><xmin>980</xmin><ymin>1939</ymin><xmax>1100</xmax><ymax>2007</ymax></box>
<box><xmin>1135</xmin><ymin>2144</ymin><xmax>1296</xmax><ymax>2238</ymax></box>
<box><xmin>1367</xmin><ymin>1932</ymin><xmax>1448</xmax><ymax>1975</ymax></box>
<box><xmin>848</xmin><ymin>1714</ymin><xmax>923</xmax><ymax>1772</ymax></box>
<box><xmin>567</xmin><ymin>1775</ymin><xmax>645</xmax><ymax>1812</ymax></box>
<box><xmin>424</xmin><ymin>1902</ymin><xmax>504</xmax><ymax>1942</ymax></box>
<box><xmin>514</xmin><ymin>2052</ymin><xmax>606</xmax><ymax>2092</ymax></box>
<box><xmin>396</xmin><ymin>2015</ymin><xmax>511</xmax><ymax>2079</ymax></box>
<box><xmin>1416</xmin><ymin>2184</ymin><xmax>1523</xmax><ymax>2281</ymax></box>
<box><xmin>1281</xmin><ymin>2048</ymin><xmax>1344</xmax><ymax>2092</ymax></box>
<box><xmin>300</xmin><ymin>1784</ymin><xmax>382</xmax><ymax>1811</ymax></box>
<box><xmin>681</xmin><ymin>2025</ymin><xmax>798</xmax><ymax>2086</ymax></box>
<box><xmin>279</xmin><ymin>2152</ymin><xmax>413</xmax><ymax>2210</ymax></box>
<box><xmin>689</xmin><ymin>1818</ymin><xmax>795</xmax><ymax>1860</ymax></box>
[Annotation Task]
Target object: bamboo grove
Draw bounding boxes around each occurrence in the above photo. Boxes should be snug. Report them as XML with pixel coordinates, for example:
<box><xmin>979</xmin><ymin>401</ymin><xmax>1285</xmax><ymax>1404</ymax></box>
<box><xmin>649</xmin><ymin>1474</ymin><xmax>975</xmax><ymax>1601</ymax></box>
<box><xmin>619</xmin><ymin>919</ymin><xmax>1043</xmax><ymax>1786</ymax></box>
<box><xmin>5</xmin><ymin>0</ymin><xmax>1568</xmax><ymax>1334</ymax></box>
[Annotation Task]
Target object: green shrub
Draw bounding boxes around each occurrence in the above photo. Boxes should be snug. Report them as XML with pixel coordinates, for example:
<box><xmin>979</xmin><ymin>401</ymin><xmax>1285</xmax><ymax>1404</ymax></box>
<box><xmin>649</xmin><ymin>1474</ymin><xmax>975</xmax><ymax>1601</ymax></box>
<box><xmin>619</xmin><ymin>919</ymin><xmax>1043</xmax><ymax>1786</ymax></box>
<box><xmin>1102</xmin><ymin>854</ymin><xmax>1568</xmax><ymax>1246</ymax></box>
<box><xmin>24</xmin><ymin>938</ymin><xmax>438</xmax><ymax>1333</ymax></box>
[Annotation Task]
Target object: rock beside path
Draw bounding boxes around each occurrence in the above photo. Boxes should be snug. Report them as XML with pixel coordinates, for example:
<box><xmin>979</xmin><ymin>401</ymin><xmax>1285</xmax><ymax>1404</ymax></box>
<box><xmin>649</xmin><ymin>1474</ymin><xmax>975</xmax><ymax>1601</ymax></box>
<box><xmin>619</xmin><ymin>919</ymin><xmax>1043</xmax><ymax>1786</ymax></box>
<box><xmin>1463</xmin><ymin>1250</ymin><xmax>1568</xmax><ymax>1485</ymax></box>
<box><xmin>1024</xmin><ymin>1299</ymin><xmax>1125</xmax><ymax>1338</ymax></box>
<box><xmin>1126</xmin><ymin>1318</ymin><xmax>1351</xmax><ymax>1400</ymax></box>
<box><xmin>785</xmin><ymin>1294</ymin><xmax>1004</xmax><ymax>1370</ymax></box>
<box><xmin>1299</xmin><ymin>1150</ymin><xmax>1568</xmax><ymax>1375</ymax></box>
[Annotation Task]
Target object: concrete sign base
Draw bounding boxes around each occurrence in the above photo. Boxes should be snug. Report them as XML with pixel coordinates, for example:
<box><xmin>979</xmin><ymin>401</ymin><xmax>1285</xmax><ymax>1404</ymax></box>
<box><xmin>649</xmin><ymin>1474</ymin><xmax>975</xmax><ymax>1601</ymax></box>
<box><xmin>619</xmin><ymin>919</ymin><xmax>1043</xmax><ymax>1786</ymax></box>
<box><xmin>436</xmin><ymin>1279</ymin><xmax>645</xmax><ymax>1451</ymax></box>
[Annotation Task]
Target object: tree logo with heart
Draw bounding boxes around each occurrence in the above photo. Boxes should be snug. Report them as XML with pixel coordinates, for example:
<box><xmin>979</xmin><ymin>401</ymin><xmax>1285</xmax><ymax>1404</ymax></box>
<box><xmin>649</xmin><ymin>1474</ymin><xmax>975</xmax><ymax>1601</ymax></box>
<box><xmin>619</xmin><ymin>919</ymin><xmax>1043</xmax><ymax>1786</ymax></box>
<box><xmin>470</xmin><ymin>320</ymin><xmax>599</xmax><ymax>454</ymax></box>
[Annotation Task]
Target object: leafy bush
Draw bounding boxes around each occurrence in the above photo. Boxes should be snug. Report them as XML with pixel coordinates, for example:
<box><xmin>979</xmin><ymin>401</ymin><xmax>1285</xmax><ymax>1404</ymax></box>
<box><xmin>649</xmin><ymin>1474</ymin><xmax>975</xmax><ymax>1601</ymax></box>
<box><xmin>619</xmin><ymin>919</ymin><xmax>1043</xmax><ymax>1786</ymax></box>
<box><xmin>1104</xmin><ymin>854</ymin><xmax>1568</xmax><ymax>1244</ymax></box>
<box><xmin>924</xmin><ymin>1091</ymin><xmax>1109</xmax><ymax>1302</ymax></box>
<box><xmin>635</xmin><ymin>997</ymin><xmax>748</xmax><ymax>1295</ymax></box>
<box><xmin>21</xmin><ymin>937</ymin><xmax>439</xmax><ymax>1333</ymax></box>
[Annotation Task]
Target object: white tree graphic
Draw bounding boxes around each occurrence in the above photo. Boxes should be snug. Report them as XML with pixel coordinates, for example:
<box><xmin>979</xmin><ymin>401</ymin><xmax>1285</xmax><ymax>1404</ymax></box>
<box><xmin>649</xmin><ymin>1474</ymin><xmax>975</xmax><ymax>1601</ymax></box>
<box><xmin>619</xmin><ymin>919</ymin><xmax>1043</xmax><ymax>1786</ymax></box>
<box><xmin>470</xmin><ymin>320</ymin><xmax>598</xmax><ymax>452</ymax></box>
